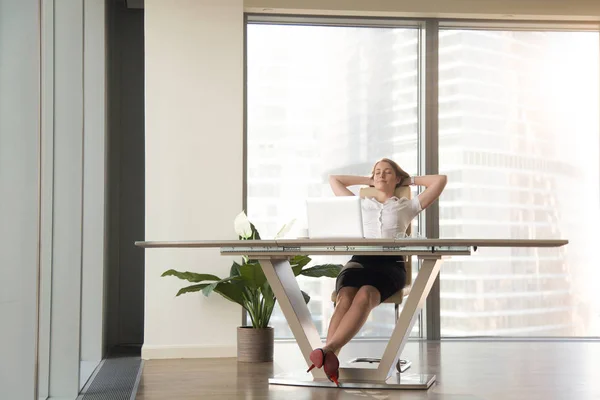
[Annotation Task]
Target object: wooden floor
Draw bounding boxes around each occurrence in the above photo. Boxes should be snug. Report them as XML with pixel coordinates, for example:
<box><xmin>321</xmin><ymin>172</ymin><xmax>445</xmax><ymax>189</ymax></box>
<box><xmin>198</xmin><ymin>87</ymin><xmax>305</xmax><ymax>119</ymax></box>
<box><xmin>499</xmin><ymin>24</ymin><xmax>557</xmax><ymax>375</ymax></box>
<box><xmin>136</xmin><ymin>340</ymin><xmax>600</xmax><ymax>400</ymax></box>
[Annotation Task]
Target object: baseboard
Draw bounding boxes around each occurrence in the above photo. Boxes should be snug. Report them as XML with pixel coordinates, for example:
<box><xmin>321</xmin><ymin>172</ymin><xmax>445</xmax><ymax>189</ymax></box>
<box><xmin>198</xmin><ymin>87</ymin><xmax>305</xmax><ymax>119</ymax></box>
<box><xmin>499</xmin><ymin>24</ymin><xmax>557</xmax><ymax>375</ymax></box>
<box><xmin>141</xmin><ymin>344</ymin><xmax>237</xmax><ymax>360</ymax></box>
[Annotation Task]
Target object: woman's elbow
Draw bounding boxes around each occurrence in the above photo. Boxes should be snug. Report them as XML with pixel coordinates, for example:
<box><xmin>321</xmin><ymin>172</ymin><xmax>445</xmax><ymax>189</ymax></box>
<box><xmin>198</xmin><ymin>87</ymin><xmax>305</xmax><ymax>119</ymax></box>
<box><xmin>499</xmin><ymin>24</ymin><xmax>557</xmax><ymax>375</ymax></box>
<box><xmin>438</xmin><ymin>174</ymin><xmax>448</xmax><ymax>188</ymax></box>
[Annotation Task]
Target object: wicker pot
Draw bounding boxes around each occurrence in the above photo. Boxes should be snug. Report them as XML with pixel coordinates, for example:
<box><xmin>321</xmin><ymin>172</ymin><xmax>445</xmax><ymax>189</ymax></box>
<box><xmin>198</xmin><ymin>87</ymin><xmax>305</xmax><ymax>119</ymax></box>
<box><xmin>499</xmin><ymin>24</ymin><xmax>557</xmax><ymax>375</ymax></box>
<box><xmin>237</xmin><ymin>326</ymin><xmax>274</xmax><ymax>362</ymax></box>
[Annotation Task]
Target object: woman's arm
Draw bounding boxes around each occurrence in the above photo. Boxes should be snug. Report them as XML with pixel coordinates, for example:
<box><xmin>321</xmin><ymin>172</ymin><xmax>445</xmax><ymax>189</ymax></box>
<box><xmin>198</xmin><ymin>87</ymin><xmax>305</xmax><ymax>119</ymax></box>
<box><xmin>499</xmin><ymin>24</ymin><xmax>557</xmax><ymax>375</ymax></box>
<box><xmin>328</xmin><ymin>175</ymin><xmax>372</xmax><ymax>196</ymax></box>
<box><xmin>414</xmin><ymin>175</ymin><xmax>447</xmax><ymax>209</ymax></box>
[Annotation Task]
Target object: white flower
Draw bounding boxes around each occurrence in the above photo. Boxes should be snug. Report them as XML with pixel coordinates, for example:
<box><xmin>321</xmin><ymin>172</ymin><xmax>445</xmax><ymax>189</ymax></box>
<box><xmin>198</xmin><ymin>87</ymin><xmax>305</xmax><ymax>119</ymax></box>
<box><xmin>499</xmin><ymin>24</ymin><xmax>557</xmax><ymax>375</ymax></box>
<box><xmin>234</xmin><ymin>211</ymin><xmax>253</xmax><ymax>239</ymax></box>
<box><xmin>274</xmin><ymin>218</ymin><xmax>296</xmax><ymax>239</ymax></box>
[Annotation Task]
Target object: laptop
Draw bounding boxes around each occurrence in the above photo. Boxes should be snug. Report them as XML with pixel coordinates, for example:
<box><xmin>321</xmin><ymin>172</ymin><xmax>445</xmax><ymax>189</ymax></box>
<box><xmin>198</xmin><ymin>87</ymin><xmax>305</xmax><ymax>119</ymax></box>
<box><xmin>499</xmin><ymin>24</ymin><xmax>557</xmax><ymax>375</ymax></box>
<box><xmin>306</xmin><ymin>197</ymin><xmax>364</xmax><ymax>239</ymax></box>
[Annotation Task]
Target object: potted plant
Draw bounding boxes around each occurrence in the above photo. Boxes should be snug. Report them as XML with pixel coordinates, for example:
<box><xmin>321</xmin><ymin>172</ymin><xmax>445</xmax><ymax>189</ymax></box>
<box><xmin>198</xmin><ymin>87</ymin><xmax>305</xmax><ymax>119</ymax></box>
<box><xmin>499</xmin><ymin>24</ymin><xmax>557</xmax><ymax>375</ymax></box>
<box><xmin>162</xmin><ymin>211</ymin><xmax>342</xmax><ymax>362</ymax></box>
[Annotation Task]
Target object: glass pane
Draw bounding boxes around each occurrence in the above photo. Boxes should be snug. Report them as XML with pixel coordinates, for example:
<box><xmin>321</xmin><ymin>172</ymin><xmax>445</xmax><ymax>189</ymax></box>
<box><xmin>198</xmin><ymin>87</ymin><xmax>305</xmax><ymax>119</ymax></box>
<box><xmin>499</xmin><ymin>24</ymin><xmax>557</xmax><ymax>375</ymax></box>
<box><xmin>247</xmin><ymin>23</ymin><xmax>421</xmax><ymax>339</ymax></box>
<box><xmin>439</xmin><ymin>30</ymin><xmax>600</xmax><ymax>337</ymax></box>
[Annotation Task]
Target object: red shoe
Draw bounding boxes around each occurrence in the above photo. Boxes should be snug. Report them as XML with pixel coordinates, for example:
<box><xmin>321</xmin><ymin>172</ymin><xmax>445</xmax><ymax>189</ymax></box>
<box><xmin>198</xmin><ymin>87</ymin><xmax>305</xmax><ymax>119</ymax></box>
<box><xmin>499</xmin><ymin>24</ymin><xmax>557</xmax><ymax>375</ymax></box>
<box><xmin>306</xmin><ymin>348</ymin><xmax>325</xmax><ymax>373</ymax></box>
<box><xmin>323</xmin><ymin>351</ymin><xmax>340</xmax><ymax>387</ymax></box>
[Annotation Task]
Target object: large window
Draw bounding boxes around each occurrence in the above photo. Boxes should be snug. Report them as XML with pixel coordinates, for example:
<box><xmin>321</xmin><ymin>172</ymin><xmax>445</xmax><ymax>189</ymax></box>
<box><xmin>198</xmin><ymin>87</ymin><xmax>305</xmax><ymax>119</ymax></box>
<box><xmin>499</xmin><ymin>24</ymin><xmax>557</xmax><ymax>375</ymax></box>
<box><xmin>247</xmin><ymin>23</ymin><xmax>421</xmax><ymax>339</ymax></box>
<box><xmin>438</xmin><ymin>30</ymin><xmax>600</xmax><ymax>336</ymax></box>
<box><xmin>247</xmin><ymin>19</ymin><xmax>600</xmax><ymax>340</ymax></box>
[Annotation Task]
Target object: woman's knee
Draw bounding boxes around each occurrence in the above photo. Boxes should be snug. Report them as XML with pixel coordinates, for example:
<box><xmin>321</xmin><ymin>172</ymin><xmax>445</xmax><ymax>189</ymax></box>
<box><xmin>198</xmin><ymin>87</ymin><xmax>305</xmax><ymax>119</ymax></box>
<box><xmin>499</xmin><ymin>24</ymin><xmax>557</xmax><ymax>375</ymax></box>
<box><xmin>336</xmin><ymin>287</ymin><xmax>358</xmax><ymax>309</ymax></box>
<box><xmin>353</xmin><ymin>285</ymin><xmax>381</xmax><ymax>308</ymax></box>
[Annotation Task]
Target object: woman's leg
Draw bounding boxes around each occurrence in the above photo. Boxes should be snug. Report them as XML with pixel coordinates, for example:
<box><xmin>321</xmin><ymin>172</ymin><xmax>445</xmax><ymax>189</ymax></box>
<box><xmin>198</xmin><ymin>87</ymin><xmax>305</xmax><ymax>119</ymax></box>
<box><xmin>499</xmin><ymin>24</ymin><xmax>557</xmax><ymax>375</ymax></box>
<box><xmin>326</xmin><ymin>287</ymin><xmax>359</xmax><ymax>347</ymax></box>
<box><xmin>324</xmin><ymin>285</ymin><xmax>381</xmax><ymax>354</ymax></box>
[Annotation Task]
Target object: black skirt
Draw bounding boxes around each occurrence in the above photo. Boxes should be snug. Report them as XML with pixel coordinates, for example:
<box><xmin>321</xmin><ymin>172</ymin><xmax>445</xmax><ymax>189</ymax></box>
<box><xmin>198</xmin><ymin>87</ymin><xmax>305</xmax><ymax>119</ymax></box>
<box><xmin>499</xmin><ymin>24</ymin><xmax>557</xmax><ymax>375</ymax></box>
<box><xmin>335</xmin><ymin>255</ymin><xmax>406</xmax><ymax>302</ymax></box>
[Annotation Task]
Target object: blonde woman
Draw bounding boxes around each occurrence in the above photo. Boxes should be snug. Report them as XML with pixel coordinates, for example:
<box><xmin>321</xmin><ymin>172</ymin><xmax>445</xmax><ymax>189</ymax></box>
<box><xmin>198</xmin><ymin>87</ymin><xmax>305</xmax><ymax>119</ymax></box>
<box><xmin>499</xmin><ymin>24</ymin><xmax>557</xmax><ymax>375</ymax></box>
<box><xmin>307</xmin><ymin>158</ymin><xmax>447</xmax><ymax>386</ymax></box>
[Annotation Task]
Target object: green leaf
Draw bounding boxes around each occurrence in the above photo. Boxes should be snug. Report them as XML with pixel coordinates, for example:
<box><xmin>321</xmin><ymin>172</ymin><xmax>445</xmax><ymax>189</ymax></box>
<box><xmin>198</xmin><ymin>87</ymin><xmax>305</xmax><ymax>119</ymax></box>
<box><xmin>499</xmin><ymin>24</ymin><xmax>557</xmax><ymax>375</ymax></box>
<box><xmin>161</xmin><ymin>269</ymin><xmax>221</xmax><ymax>282</ymax></box>
<box><xmin>230</xmin><ymin>261</ymin><xmax>242</xmax><ymax>277</ymax></box>
<box><xmin>291</xmin><ymin>255</ymin><xmax>311</xmax><ymax>268</ymax></box>
<box><xmin>299</xmin><ymin>264</ymin><xmax>343</xmax><ymax>278</ymax></box>
<box><xmin>263</xmin><ymin>293</ymin><xmax>275</xmax><ymax>311</ymax></box>
<box><xmin>249</xmin><ymin>222</ymin><xmax>261</xmax><ymax>240</ymax></box>
<box><xmin>261</xmin><ymin>282</ymin><xmax>275</xmax><ymax>308</ymax></box>
<box><xmin>301</xmin><ymin>290</ymin><xmax>311</xmax><ymax>304</ymax></box>
<box><xmin>202</xmin><ymin>276</ymin><xmax>240</xmax><ymax>297</ymax></box>
<box><xmin>261</xmin><ymin>280</ymin><xmax>273</xmax><ymax>296</ymax></box>
<box><xmin>290</xmin><ymin>255</ymin><xmax>311</xmax><ymax>276</ymax></box>
<box><xmin>242</xmin><ymin>287</ymin><xmax>261</xmax><ymax>327</ymax></box>
<box><xmin>174</xmin><ymin>281</ymin><xmax>245</xmax><ymax>308</ymax></box>
<box><xmin>245</xmin><ymin>258</ymin><xmax>261</xmax><ymax>266</ymax></box>
<box><xmin>239</xmin><ymin>261</ymin><xmax>266</xmax><ymax>289</ymax></box>
<box><xmin>213</xmin><ymin>282</ymin><xmax>245</xmax><ymax>306</ymax></box>
<box><xmin>259</xmin><ymin>285</ymin><xmax>276</xmax><ymax>329</ymax></box>
<box><xmin>176</xmin><ymin>283</ymin><xmax>210</xmax><ymax>296</ymax></box>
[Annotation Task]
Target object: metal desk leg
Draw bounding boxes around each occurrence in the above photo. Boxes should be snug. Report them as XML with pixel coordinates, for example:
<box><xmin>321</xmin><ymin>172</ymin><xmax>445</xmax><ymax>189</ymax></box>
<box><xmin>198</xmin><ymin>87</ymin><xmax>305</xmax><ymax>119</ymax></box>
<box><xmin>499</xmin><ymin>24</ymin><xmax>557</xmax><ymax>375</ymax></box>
<box><xmin>258</xmin><ymin>258</ymin><xmax>326</xmax><ymax>380</ymax></box>
<box><xmin>261</xmin><ymin>256</ymin><xmax>442</xmax><ymax>389</ymax></box>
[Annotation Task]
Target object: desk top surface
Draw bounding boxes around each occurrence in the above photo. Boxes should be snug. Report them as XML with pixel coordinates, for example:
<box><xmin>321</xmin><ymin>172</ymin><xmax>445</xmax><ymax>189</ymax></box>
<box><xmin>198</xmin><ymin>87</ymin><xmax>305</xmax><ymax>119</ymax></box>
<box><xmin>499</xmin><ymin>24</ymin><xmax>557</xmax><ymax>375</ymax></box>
<box><xmin>135</xmin><ymin>238</ymin><xmax>568</xmax><ymax>249</ymax></box>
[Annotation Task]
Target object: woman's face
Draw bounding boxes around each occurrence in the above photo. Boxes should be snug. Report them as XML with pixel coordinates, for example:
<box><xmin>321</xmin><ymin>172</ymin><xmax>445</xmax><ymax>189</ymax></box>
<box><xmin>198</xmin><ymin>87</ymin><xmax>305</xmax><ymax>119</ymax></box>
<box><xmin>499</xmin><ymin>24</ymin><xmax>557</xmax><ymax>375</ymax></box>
<box><xmin>373</xmin><ymin>161</ymin><xmax>400</xmax><ymax>191</ymax></box>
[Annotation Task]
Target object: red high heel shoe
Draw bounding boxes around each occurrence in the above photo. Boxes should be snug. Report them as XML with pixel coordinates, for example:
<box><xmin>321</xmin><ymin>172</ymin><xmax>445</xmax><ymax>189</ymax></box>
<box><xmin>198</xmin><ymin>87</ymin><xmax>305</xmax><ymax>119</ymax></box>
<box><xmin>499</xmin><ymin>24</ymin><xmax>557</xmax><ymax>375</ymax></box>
<box><xmin>306</xmin><ymin>348</ymin><xmax>340</xmax><ymax>387</ymax></box>
<box><xmin>306</xmin><ymin>348</ymin><xmax>325</xmax><ymax>373</ymax></box>
<box><xmin>323</xmin><ymin>351</ymin><xmax>340</xmax><ymax>387</ymax></box>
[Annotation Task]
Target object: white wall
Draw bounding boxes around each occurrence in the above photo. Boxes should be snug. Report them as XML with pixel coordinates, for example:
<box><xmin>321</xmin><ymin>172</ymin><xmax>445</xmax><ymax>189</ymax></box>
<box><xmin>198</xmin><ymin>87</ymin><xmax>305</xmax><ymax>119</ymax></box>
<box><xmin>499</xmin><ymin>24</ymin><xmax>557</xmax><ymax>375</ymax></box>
<box><xmin>143</xmin><ymin>0</ymin><xmax>244</xmax><ymax>359</ymax></box>
<box><xmin>245</xmin><ymin>0</ymin><xmax>600</xmax><ymax>20</ymax></box>
<box><xmin>0</xmin><ymin>1</ymin><xmax>40</xmax><ymax>398</ymax></box>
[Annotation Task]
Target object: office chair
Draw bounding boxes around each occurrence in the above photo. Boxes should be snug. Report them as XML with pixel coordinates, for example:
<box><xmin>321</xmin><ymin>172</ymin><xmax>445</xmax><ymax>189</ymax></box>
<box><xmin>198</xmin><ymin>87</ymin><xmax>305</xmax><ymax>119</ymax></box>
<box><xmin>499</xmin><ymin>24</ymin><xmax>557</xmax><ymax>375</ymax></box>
<box><xmin>330</xmin><ymin>185</ymin><xmax>414</xmax><ymax>373</ymax></box>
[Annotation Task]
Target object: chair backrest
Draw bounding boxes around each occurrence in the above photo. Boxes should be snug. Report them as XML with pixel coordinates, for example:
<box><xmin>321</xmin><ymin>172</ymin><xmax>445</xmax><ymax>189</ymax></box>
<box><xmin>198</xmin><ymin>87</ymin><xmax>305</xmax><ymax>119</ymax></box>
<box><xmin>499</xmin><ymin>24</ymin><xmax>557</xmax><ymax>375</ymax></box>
<box><xmin>358</xmin><ymin>185</ymin><xmax>413</xmax><ymax>287</ymax></box>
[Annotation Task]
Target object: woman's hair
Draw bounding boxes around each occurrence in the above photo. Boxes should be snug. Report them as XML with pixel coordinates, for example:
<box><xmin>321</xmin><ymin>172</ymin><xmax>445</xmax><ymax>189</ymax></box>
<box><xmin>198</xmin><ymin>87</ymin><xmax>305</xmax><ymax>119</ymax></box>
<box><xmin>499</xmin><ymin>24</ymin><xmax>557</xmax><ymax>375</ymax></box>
<box><xmin>370</xmin><ymin>158</ymin><xmax>411</xmax><ymax>188</ymax></box>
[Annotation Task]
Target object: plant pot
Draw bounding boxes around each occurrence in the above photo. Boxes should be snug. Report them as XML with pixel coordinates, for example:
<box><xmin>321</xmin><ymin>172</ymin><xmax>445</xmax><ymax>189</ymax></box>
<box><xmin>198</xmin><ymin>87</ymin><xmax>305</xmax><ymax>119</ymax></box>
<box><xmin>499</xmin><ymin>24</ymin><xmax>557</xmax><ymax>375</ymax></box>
<box><xmin>237</xmin><ymin>326</ymin><xmax>274</xmax><ymax>362</ymax></box>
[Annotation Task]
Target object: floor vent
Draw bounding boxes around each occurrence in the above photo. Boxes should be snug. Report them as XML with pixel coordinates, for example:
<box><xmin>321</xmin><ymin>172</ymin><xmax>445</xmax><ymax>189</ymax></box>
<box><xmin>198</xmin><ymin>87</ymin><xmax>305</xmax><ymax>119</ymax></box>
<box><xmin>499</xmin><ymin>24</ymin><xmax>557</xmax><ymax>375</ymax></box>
<box><xmin>79</xmin><ymin>356</ymin><xmax>143</xmax><ymax>400</ymax></box>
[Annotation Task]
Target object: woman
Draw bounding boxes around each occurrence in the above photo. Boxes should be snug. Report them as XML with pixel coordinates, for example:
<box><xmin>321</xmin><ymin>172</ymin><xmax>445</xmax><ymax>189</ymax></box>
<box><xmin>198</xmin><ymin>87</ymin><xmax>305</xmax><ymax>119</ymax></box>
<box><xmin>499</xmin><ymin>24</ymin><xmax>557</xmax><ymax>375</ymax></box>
<box><xmin>306</xmin><ymin>158</ymin><xmax>447</xmax><ymax>386</ymax></box>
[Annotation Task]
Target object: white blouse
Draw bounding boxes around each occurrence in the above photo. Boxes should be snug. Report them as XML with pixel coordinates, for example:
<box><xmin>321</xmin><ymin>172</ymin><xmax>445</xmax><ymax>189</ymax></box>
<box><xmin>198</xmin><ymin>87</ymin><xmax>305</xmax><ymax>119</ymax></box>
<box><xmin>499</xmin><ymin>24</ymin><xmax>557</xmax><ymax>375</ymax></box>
<box><xmin>361</xmin><ymin>196</ymin><xmax>422</xmax><ymax>239</ymax></box>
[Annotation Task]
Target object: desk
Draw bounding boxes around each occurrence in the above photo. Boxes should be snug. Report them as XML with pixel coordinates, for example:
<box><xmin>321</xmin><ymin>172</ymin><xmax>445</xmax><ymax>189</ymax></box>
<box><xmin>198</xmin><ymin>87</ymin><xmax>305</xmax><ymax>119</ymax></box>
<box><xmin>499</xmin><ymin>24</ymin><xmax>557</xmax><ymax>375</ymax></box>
<box><xmin>135</xmin><ymin>238</ymin><xmax>567</xmax><ymax>390</ymax></box>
